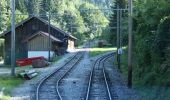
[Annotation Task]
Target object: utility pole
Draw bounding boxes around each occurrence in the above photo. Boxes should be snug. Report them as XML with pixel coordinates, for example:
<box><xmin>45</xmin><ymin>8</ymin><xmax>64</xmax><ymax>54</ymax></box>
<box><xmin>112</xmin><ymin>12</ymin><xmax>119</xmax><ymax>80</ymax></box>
<box><xmin>116</xmin><ymin>3</ymin><xmax>120</xmax><ymax>70</ymax></box>
<box><xmin>119</xmin><ymin>6</ymin><xmax>123</xmax><ymax>71</ymax></box>
<box><xmin>48</xmin><ymin>12</ymin><xmax>51</xmax><ymax>61</ymax></box>
<box><xmin>11</xmin><ymin>0</ymin><xmax>16</xmax><ymax>76</ymax></box>
<box><xmin>128</xmin><ymin>0</ymin><xmax>133</xmax><ymax>88</ymax></box>
<box><xmin>120</xmin><ymin>10</ymin><xmax>122</xmax><ymax>49</ymax></box>
<box><xmin>71</xmin><ymin>18</ymin><xmax>73</xmax><ymax>34</ymax></box>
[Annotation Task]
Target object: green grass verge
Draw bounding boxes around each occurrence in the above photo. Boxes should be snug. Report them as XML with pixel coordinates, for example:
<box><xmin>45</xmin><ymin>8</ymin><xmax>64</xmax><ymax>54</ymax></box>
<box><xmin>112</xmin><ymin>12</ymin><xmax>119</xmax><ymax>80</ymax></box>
<box><xmin>134</xmin><ymin>86</ymin><xmax>170</xmax><ymax>100</ymax></box>
<box><xmin>0</xmin><ymin>76</ymin><xmax>23</xmax><ymax>99</ymax></box>
<box><xmin>52</xmin><ymin>56</ymin><xmax>62</xmax><ymax>63</ymax></box>
<box><xmin>89</xmin><ymin>47</ymin><xmax>117</xmax><ymax>57</ymax></box>
<box><xmin>0</xmin><ymin>65</ymin><xmax>34</xmax><ymax>99</ymax></box>
<box><xmin>16</xmin><ymin>65</ymin><xmax>32</xmax><ymax>71</ymax></box>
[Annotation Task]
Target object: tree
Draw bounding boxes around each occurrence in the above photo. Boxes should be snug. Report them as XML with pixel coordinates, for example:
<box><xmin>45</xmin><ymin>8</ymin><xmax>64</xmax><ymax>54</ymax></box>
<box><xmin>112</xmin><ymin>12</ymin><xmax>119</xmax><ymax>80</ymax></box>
<box><xmin>108</xmin><ymin>0</ymin><xmax>126</xmax><ymax>46</ymax></box>
<box><xmin>131</xmin><ymin>0</ymin><xmax>170</xmax><ymax>85</ymax></box>
<box><xmin>79</xmin><ymin>2</ymin><xmax>109</xmax><ymax>38</ymax></box>
<box><xmin>0</xmin><ymin>0</ymin><xmax>8</xmax><ymax>32</ymax></box>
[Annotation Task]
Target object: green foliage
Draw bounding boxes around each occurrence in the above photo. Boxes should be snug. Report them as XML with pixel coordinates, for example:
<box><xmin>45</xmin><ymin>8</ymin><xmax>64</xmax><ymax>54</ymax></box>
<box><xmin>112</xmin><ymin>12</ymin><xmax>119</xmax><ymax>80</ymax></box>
<box><xmin>157</xmin><ymin>16</ymin><xmax>170</xmax><ymax>60</ymax></box>
<box><xmin>134</xmin><ymin>86</ymin><xmax>170</xmax><ymax>100</ymax></box>
<box><xmin>0</xmin><ymin>0</ymin><xmax>109</xmax><ymax>47</ymax></box>
<box><xmin>0</xmin><ymin>0</ymin><xmax>8</xmax><ymax>33</ymax></box>
<box><xmin>112</xmin><ymin>0</ymin><xmax>170</xmax><ymax>88</ymax></box>
<box><xmin>108</xmin><ymin>0</ymin><xmax>127</xmax><ymax>46</ymax></box>
<box><xmin>51</xmin><ymin>56</ymin><xmax>62</xmax><ymax>63</ymax></box>
<box><xmin>0</xmin><ymin>76</ymin><xmax>23</xmax><ymax>95</ymax></box>
<box><xmin>89</xmin><ymin>47</ymin><xmax>117</xmax><ymax>57</ymax></box>
<box><xmin>79</xmin><ymin>2</ymin><xmax>109</xmax><ymax>38</ymax></box>
<box><xmin>132</xmin><ymin>0</ymin><xmax>170</xmax><ymax>86</ymax></box>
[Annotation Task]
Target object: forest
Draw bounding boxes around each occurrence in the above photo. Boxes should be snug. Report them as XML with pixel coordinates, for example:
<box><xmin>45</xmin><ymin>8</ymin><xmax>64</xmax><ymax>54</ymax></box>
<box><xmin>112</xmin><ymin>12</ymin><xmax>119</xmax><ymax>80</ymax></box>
<box><xmin>118</xmin><ymin>0</ymin><xmax>170</xmax><ymax>87</ymax></box>
<box><xmin>0</xmin><ymin>0</ymin><xmax>169</xmax><ymax>93</ymax></box>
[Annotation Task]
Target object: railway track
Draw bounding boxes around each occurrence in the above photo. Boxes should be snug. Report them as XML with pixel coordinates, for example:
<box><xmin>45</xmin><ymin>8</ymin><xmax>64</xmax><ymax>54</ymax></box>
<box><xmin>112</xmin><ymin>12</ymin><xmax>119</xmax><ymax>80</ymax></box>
<box><xmin>35</xmin><ymin>51</ymin><xmax>84</xmax><ymax>100</ymax></box>
<box><xmin>86</xmin><ymin>53</ymin><xmax>114</xmax><ymax>100</ymax></box>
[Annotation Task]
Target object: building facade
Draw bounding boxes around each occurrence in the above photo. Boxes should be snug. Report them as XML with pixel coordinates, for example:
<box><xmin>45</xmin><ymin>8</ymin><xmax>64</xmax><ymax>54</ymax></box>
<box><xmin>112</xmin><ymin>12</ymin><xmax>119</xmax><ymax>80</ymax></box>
<box><xmin>0</xmin><ymin>16</ymin><xmax>76</xmax><ymax>64</ymax></box>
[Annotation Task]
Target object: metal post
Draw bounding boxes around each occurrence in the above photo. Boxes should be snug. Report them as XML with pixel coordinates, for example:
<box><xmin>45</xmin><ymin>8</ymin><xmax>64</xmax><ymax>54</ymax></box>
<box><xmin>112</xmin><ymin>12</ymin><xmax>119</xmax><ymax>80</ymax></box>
<box><xmin>11</xmin><ymin>0</ymin><xmax>16</xmax><ymax>76</ymax></box>
<box><xmin>128</xmin><ymin>0</ymin><xmax>133</xmax><ymax>88</ymax></box>
<box><xmin>117</xmin><ymin>4</ymin><xmax>120</xmax><ymax>70</ymax></box>
<box><xmin>48</xmin><ymin>12</ymin><xmax>51</xmax><ymax>61</ymax></box>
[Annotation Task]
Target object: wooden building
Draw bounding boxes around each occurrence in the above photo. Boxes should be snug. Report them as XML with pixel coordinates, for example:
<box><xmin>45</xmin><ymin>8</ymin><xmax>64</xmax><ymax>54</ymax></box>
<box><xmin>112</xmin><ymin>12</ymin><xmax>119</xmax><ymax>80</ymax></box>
<box><xmin>0</xmin><ymin>16</ymin><xmax>77</xmax><ymax>64</ymax></box>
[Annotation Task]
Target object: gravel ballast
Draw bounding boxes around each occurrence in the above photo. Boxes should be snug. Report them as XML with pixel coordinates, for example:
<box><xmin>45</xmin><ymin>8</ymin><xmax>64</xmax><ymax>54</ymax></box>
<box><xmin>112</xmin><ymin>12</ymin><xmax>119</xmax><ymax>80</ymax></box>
<box><xmin>104</xmin><ymin>56</ymin><xmax>141</xmax><ymax>100</ymax></box>
<box><xmin>10</xmin><ymin>49</ymin><xmax>141</xmax><ymax>100</ymax></box>
<box><xmin>10</xmin><ymin>52</ymin><xmax>76</xmax><ymax>100</ymax></box>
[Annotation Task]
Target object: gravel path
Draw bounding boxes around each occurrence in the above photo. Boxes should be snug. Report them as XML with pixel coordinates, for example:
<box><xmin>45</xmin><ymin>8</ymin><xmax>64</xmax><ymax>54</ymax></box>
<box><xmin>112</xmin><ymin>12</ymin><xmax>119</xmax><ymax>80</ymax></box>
<box><xmin>10</xmin><ymin>52</ymin><xmax>76</xmax><ymax>100</ymax></box>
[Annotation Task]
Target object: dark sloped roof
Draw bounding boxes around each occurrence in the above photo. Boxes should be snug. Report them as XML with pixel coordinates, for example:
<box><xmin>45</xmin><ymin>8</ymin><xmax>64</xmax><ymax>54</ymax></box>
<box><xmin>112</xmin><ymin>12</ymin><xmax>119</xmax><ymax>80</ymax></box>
<box><xmin>24</xmin><ymin>31</ymin><xmax>62</xmax><ymax>43</ymax></box>
<box><xmin>0</xmin><ymin>16</ymin><xmax>77</xmax><ymax>40</ymax></box>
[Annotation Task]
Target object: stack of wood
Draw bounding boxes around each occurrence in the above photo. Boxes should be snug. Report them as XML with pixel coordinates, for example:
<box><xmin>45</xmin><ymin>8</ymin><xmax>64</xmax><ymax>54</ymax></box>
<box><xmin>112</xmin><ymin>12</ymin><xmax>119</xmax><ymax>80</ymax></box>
<box><xmin>18</xmin><ymin>70</ymin><xmax>38</xmax><ymax>80</ymax></box>
<box><xmin>32</xmin><ymin>59</ymin><xmax>49</xmax><ymax>68</ymax></box>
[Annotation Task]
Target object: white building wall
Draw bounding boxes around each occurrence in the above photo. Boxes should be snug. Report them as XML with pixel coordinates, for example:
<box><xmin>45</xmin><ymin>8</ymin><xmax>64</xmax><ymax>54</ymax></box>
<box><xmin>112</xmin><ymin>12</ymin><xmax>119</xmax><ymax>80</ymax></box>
<box><xmin>28</xmin><ymin>51</ymin><xmax>55</xmax><ymax>59</ymax></box>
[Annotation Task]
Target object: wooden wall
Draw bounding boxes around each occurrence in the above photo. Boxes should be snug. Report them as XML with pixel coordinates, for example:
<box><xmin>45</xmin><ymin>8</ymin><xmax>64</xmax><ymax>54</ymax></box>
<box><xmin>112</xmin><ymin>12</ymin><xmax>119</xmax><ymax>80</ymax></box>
<box><xmin>28</xmin><ymin>35</ymin><xmax>51</xmax><ymax>51</ymax></box>
<box><xmin>4</xmin><ymin>17</ymin><xmax>74</xmax><ymax>64</ymax></box>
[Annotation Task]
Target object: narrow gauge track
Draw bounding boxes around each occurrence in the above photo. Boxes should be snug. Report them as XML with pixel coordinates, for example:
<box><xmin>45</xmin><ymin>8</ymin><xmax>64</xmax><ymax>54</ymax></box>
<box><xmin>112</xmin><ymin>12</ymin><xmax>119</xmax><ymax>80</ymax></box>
<box><xmin>86</xmin><ymin>53</ymin><xmax>113</xmax><ymax>100</ymax></box>
<box><xmin>56</xmin><ymin>52</ymin><xmax>83</xmax><ymax>100</ymax></box>
<box><xmin>36</xmin><ymin>51</ymin><xmax>84</xmax><ymax>100</ymax></box>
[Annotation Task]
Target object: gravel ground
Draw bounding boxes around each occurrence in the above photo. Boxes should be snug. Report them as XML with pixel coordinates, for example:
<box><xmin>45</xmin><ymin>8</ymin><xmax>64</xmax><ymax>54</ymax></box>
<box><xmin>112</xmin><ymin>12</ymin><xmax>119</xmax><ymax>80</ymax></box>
<box><xmin>59</xmin><ymin>48</ymin><xmax>91</xmax><ymax>100</ymax></box>
<box><xmin>10</xmin><ymin>52</ymin><xmax>76</xmax><ymax>100</ymax></box>
<box><xmin>58</xmin><ymin>51</ymin><xmax>141</xmax><ymax>100</ymax></box>
<box><xmin>9</xmin><ymin>48</ymin><xmax>141</xmax><ymax>100</ymax></box>
<box><xmin>104</xmin><ymin>56</ymin><xmax>141</xmax><ymax>100</ymax></box>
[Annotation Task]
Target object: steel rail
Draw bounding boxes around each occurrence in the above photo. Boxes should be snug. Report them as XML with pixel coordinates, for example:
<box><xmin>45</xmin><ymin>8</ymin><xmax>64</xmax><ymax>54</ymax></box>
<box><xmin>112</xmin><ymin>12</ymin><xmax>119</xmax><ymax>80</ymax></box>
<box><xmin>56</xmin><ymin>52</ymin><xmax>84</xmax><ymax>100</ymax></box>
<box><xmin>85</xmin><ymin>55</ymin><xmax>100</xmax><ymax>100</ymax></box>
<box><xmin>86</xmin><ymin>53</ymin><xmax>113</xmax><ymax>100</ymax></box>
<box><xmin>36</xmin><ymin>52</ymin><xmax>82</xmax><ymax>100</ymax></box>
<box><xmin>102</xmin><ymin>54</ymin><xmax>114</xmax><ymax>100</ymax></box>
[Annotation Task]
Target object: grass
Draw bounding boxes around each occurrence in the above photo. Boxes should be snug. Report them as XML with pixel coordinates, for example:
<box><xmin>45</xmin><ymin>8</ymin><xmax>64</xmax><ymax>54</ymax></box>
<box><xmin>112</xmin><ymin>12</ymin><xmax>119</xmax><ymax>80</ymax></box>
<box><xmin>0</xmin><ymin>76</ymin><xmax>23</xmax><ymax>99</ymax></box>
<box><xmin>0</xmin><ymin>65</ymin><xmax>34</xmax><ymax>99</ymax></box>
<box><xmin>89</xmin><ymin>47</ymin><xmax>117</xmax><ymax>57</ymax></box>
<box><xmin>0</xmin><ymin>55</ymin><xmax>63</xmax><ymax>100</ymax></box>
<box><xmin>16</xmin><ymin>65</ymin><xmax>32</xmax><ymax>71</ymax></box>
<box><xmin>52</xmin><ymin>56</ymin><xmax>62</xmax><ymax>63</ymax></box>
<box><xmin>134</xmin><ymin>86</ymin><xmax>170</xmax><ymax>100</ymax></box>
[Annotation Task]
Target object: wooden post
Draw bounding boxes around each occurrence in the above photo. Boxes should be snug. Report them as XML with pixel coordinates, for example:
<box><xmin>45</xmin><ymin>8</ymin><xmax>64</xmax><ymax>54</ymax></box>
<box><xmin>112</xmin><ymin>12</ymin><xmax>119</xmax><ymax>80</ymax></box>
<box><xmin>11</xmin><ymin>0</ymin><xmax>16</xmax><ymax>76</ymax></box>
<box><xmin>128</xmin><ymin>0</ymin><xmax>133</xmax><ymax>88</ymax></box>
<box><xmin>48</xmin><ymin>12</ymin><xmax>51</xmax><ymax>61</ymax></box>
<box><xmin>117</xmin><ymin>4</ymin><xmax>120</xmax><ymax>70</ymax></box>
